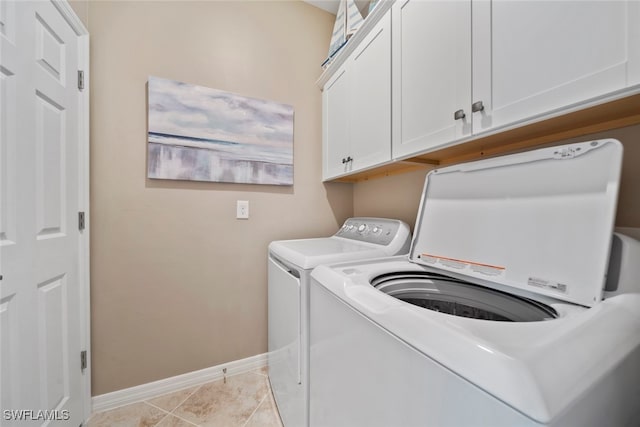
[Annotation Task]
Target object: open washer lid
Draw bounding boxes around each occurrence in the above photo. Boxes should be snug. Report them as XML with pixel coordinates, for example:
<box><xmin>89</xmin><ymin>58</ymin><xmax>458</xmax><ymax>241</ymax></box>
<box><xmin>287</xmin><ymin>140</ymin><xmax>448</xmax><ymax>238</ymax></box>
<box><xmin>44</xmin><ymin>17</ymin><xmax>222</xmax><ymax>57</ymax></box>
<box><xmin>409</xmin><ymin>139</ymin><xmax>623</xmax><ymax>307</ymax></box>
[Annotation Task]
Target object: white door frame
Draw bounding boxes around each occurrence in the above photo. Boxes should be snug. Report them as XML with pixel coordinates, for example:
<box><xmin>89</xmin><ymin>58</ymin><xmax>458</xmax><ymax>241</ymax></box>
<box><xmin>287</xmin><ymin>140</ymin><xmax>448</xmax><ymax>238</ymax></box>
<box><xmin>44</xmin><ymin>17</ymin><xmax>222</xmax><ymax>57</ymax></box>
<box><xmin>49</xmin><ymin>0</ymin><xmax>91</xmax><ymax>421</ymax></box>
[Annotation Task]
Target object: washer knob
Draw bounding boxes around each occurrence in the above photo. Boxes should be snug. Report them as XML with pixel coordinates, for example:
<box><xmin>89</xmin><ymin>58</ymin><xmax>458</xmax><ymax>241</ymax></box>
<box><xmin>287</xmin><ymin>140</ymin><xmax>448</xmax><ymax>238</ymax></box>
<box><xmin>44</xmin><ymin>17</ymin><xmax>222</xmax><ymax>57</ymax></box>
<box><xmin>357</xmin><ymin>224</ymin><xmax>367</xmax><ymax>233</ymax></box>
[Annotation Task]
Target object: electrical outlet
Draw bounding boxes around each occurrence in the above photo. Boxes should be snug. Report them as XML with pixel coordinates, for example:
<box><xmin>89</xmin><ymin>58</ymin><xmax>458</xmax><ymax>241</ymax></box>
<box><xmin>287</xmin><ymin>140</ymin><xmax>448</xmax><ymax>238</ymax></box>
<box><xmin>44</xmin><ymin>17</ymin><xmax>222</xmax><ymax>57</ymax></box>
<box><xmin>236</xmin><ymin>200</ymin><xmax>249</xmax><ymax>219</ymax></box>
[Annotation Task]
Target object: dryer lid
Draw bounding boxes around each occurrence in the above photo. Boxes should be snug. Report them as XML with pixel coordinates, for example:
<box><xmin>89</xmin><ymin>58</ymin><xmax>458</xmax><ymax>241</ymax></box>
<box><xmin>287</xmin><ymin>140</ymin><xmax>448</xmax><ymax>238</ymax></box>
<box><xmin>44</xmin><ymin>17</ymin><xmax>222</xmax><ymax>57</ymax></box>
<box><xmin>409</xmin><ymin>139</ymin><xmax>623</xmax><ymax>307</ymax></box>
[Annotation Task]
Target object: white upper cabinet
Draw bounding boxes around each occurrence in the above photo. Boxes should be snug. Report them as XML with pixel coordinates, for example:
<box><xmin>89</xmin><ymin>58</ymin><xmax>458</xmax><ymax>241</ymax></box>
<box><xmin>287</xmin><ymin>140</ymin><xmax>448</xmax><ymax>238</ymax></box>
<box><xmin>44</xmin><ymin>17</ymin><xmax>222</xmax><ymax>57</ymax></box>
<box><xmin>324</xmin><ymin>67</ymin><xmax>351</xmax><ymax>179</ymax></box>
<box><xmin>472</xmin><ymin>0</ymin><xmax>640</xmax><ymax>134</ymax></box>
<box><xmin>323</xmin><ymin>10</ymin><xmax>392</xmax><ymax>180</ymax></box>
<box><xmin>349</xmin><ymin>11</ymin><xmax>392</xmax><ymax>173</ymax></box>
<box><xmin>392</xmin><ymin>0</ymin><xmax>472</xmax><ymax>159</ymax></box>
<box><xmin>392</xmin><ymin>0</ymin><xmax>640</xmax><ymax>160</ymax></box>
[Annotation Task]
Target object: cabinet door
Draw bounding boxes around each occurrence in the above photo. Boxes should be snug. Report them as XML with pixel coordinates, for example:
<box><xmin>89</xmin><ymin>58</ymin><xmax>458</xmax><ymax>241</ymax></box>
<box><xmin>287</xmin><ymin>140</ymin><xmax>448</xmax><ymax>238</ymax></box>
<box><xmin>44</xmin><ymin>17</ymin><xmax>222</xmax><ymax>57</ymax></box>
<box><xmin>392</xmin><ymin>0</ymin><xmax>472</xmax><ymax>159</ymax></box>
<box><xmin>323</xmin><ymin>67</ymin><xmax>351</xmax><ymax>180</ymax></box>
<box><xmin>473</xmin><ymin>0</ymin><xmax>640</xmax><ymax>134</ymax></box>
<box><xmin>349</xmin><ymin>11</ymin><xmax>391</xmax><ymax>171</ymax></box>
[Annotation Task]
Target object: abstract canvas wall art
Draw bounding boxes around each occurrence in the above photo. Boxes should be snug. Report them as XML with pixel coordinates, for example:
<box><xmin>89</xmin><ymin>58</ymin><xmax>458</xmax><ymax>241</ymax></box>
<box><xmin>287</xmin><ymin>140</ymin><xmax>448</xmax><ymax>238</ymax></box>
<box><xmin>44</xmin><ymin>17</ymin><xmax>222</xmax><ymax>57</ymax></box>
<box><xmin>147</xmin><ymin>76</ymin><xmax>294</xmax><ymax>185</ymax></box>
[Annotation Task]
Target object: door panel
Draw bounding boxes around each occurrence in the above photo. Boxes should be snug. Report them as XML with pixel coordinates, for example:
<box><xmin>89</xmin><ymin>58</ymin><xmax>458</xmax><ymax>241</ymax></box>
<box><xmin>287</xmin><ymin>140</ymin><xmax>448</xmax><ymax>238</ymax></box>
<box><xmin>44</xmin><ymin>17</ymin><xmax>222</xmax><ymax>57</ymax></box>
<box><xmin>32</xmin><ymin>1</ymin><xmax>82</xmax><ymax>422</ymax></box>
<box><xmin>0</xmin><ymin>1</ymin><xmax>16</xmax><ymax>43</ymax></box>
<box><xmin>0</xmin><ymin>295</ymin><xmax>18</xmax><ymax>416</ymax></box>
<box><xmin>0</xmin><ymin>1</ymin><xmax>24</xmax><ymax>420</ymax></box>
<box><xmin>37</xmin><ymin>275</ymin><xmax>69</xmax><ymax>411</ymax></box>
<box><xmin>0</xmin><ymin>52</ymin><xmax>16</xmax><ymax>246</ymax></box>
<box><xmin>35</xmin><ymin>91</ymin><xmax>66</xmax><ymax>239</ymax></box>
<box><xmin>35</xmin><ymin>12</ymin><xmax>66</xmax><ymax>84</ymax></box>
<box><xmin>1</xmin><ymin>1</ymin><xmax>84</xmax><ymax>425</ymax></box>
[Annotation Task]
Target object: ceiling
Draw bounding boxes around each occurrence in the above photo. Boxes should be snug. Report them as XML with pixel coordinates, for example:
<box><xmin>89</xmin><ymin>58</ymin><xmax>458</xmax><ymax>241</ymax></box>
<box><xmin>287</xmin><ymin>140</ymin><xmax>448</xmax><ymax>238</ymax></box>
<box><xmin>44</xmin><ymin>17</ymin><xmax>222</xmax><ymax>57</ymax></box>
<box><xmin>303</xmin><ymin>0</ymin><xmax>341</xmax><ymax>15</ymax></box>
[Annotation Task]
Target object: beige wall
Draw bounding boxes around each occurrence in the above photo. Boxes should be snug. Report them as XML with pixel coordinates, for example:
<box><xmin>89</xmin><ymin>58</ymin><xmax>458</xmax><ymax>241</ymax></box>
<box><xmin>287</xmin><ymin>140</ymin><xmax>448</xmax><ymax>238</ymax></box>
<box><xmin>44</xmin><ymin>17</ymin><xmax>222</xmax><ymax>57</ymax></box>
<box><xmin>567</xmin><ymin>125</ymin><xmax>640</xmax><ymax>228</ymax></box>
<box><xmin>88</xmin><ymin>1</ymin><xmax>348</xmax><ymax>395</ymax></box>
<box><xmin>354</xmin><ymin>124</ymin><xmax>640</xmax><ymax>231</ymax></box>
<box><xmin>353</xmin><ymin>168</ymin><xmax>431</xmax><ymax>231</ymax></box>
<box><xmin>68</xmin><ymin>0</ymin><xmax>89</xmax><ymax>28</ymax></box>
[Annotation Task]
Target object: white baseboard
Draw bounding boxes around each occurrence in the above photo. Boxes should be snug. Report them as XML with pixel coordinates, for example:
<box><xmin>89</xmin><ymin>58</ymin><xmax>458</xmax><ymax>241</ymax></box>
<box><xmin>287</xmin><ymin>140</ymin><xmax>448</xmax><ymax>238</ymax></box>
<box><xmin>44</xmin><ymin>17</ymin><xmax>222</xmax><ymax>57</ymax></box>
<box><xmin>91</xmin><ymin>352</ymin><xmax>268</xmax><ymax>414</ymax></box>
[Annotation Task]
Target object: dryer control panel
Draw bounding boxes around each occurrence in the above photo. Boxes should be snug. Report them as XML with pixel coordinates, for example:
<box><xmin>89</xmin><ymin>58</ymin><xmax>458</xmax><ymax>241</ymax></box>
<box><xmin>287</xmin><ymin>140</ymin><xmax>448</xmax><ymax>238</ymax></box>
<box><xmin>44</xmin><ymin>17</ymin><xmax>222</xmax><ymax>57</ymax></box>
<box><xmin>335</xmin><ymin>217</ymin><xmax>407</xmax><ymax>246</ymax></box>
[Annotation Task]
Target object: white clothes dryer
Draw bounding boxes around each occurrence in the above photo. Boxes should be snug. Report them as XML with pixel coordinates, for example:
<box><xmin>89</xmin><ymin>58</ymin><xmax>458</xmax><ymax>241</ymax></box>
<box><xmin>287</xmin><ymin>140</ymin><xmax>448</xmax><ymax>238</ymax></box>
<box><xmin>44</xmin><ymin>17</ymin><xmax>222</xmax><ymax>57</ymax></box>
<box><xmin>310</xmin><ymin>139</ymin><xmax>640</xmax><ymax>427</ymax></box>
<box><xmin>268</xmin><ymin>218</ymin><xmax>411</xmax><ymax>427</ymax></box>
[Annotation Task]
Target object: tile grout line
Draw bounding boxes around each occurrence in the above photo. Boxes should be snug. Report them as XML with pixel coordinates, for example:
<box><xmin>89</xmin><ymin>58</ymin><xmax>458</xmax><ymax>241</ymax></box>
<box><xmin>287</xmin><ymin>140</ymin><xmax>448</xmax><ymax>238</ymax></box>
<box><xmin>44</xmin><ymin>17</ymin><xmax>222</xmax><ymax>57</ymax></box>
<box><xmin>144</xmin><ymin>400</ymin><xmax>174</xmax><ymax>414</ymax></box>
<box><xmin>254</xmin><ymin>370</ymin><xmax>284</xmax><ymax>426</ymax></box>
<box><xmin>145</xmin><ymin>399</ymin><xmax>199</xmax><ymax>427</ymax></box>
<box><xmin>171</xmin><ymin>413</ymin><xmax>200</xmax><ymax>427</ymax></box>
<box><xmin>171</xmin><ymin>390</ymin><xmax>201</xmax><ymax>427</ymax></box>
<box><xmin>144</xmin><ymin>385</ymin><xmax>203</xmax><ymax>426</ymax></box>
<box><xmin>168</xmin><ymin>384</ymin><xmax>203</xmax><ymax>413</ymax></box>
<box><xmin>140</xmin><ymin>402</ymin><xmax>171</xmax><ymax>427</ymax></box>
<box><xmin>151</xmin><ymin>411</ymin><xmax>171</xmax><ymax>427</ymax></box>
<box><xmin>241</xmin><ymin>393</ymin><xmax>268</xmax><ymax>427</ymax></box>
<box><xmin>149</xmin><ymin>408</ymin><xmax>199</xmax><ymax>427</ymax></box>
<box><xmin>268</xmin><ymin>388</ymin><xmax>284</xmax><ymax>427</ymax></box>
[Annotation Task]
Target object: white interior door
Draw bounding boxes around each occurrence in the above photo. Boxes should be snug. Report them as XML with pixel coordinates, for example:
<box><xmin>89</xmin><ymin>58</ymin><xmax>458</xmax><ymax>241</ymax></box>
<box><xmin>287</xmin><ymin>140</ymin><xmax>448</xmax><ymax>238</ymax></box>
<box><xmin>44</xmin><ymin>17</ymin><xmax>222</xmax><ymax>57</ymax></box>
<box><xmin>1</xmin><ymin>1</ymin><xmax>87</xmax><ymax>425</ymax></box>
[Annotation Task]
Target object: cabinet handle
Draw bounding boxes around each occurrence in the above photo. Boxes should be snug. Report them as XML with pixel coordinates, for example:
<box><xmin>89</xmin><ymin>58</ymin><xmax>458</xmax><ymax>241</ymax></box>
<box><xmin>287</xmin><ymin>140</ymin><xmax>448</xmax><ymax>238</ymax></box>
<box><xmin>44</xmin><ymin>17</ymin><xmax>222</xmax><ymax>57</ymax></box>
<box><xmin>346</xmin><ymin>156</ymin><xmax>353</xmax><ymax>163</ymax></box>
<box><xmin>454</xmin><ymin>109</ymin><xmax>466</xmax><ymax>120</ymax></box>
<box><xmin>471</xmin><ymin>101</ymin><xmax>485</xmax><ymax>113</ymax></box>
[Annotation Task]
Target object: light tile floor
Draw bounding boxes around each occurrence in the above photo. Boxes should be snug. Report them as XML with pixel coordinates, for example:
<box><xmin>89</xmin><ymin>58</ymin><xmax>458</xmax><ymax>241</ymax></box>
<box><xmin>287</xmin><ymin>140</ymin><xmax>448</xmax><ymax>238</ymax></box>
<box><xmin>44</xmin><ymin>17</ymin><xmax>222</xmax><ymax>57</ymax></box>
<box><xmin>87</xmin><ymin>368</ymin><xmax>283</xmax><ymax>427</ymax></box>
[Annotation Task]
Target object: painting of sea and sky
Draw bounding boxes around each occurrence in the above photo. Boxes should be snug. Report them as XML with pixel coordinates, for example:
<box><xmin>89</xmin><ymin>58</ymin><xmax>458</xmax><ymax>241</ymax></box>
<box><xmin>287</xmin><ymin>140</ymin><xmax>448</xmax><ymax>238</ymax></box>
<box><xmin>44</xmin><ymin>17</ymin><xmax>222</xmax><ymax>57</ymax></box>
<box><xmin>147</xmin><ymin>76</ymin><xmax>294</xmax><ymax>185</ymax></box>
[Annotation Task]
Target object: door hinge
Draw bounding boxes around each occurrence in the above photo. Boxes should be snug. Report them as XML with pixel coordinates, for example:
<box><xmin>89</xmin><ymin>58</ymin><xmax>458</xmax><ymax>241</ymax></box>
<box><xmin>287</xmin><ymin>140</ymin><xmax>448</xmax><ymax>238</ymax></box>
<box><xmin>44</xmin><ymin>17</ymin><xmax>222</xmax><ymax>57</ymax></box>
<box><xmin>80</xmin><ymin>350</ymin><xmax>87</xmax><ymax>371</ymax></box>
<box><xmin>78</xmin><ymin>212</ymin><xmax>85</xmax><ymax>231</ymax></box>
<box><xmin>77</xmin><ymin>70</ymin><xmax>84</xmax><ymax>91</ymax></box>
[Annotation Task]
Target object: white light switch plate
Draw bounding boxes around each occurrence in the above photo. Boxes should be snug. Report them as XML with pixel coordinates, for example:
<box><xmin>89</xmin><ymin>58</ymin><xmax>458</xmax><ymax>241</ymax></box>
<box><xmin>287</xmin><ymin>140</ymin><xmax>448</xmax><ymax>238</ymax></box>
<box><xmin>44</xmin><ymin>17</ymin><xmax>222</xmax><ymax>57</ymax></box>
<box><xmin>236</xmin><ymin>200</ymin><xmax>249</xmax><ymax>219</ymax></box>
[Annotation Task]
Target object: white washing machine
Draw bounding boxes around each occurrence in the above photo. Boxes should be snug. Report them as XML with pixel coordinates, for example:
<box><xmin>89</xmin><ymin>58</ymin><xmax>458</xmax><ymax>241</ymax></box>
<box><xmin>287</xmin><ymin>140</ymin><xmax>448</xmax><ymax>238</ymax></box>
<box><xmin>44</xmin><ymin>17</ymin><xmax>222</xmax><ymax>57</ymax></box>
<box><xmin>310</xmin><ymin>139</ymin><xmax>640</xmax><ymax>427</ymax></box>
<box><xmin>268</xmin><ymin>218</ymin><xmax>411</xmax><ymax>427</ymax></box>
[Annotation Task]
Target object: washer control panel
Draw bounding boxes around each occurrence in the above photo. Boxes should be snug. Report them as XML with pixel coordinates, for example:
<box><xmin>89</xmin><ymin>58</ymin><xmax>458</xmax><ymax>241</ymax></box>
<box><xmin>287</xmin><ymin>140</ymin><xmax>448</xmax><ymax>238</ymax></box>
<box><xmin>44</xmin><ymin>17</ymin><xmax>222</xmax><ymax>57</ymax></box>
<box><xmin>335</xmin><ymin>217</ymin><xmax>404</xmax><ymax>246</ymax></box>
